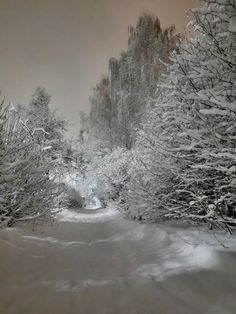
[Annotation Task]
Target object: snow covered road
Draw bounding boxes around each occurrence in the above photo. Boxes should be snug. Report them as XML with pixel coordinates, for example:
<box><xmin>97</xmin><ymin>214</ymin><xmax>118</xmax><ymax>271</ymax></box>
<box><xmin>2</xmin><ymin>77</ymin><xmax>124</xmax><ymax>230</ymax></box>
<box><xmin>0</xmin><ymin>207</ymin><xmax>236</xmax><ymax>314</ymax></box>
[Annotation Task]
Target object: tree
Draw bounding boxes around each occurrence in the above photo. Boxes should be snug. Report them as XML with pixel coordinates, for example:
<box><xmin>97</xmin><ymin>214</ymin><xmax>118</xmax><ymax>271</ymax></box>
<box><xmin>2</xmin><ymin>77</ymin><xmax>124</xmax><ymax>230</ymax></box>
<box><xmin>88</xmin><ymin>77</ymin><xmax>115</xmax><ymax>155</ymax></box>
<box><xmin>85</xmin><ymin>14</ymin><xmax>180</xmax><ymax>153</ymax></box>
<box><xmin>108</xmin><ymin>14</ymin><xmax>180</xmax><ymax>148</ymax></box>
<box><xmin>96</xmin><ymin>147</ymin><xmax>133</xmax><ymax>203</ymax></box>
<box><xmin>27</xmin><ymin>87</ymin><xmax>67</xmax><ymax>163</ymax></box>
<box><xmin>122</xmin><ymin>0</ymin><xmax>236</xmax><ymax>228</ymax></box>
<box><xmin>0</xmin><ymin>102</ymin><xmax>56</xmax><ymax>227</ymax></box>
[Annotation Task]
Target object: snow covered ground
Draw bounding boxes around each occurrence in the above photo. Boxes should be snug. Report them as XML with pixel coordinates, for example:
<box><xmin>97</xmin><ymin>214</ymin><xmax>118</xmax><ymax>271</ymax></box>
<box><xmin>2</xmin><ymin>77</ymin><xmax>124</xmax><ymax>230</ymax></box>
<box><xmin>1</xmin><ymin>205</ymin><xmax>236</xmax><ymax>313</ymax></box>
<box><xmin>56</xmin><ymin>206</ymin><xmax>118</xmax><ymax>223</ymax></box>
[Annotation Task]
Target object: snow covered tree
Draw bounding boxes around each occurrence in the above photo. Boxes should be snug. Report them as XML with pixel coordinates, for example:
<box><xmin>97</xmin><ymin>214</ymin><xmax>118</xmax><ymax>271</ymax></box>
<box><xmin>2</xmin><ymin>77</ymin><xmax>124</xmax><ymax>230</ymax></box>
<box><xmin>96</xmin><ymin>147</ymin><xmax>133</xmax><ymax>204</ymax></box>
<box><xmin>88</xmin><ymin>77</ymin><xmax>116</xmax><ymax>155</ymax></box>
<box><xmin>123</xmin><ymin>0</ymin><xmax>236</xmax><ymax>228</ymax></box>
<box><xmin>85</xmin><ymin>14</ymin><xmax>180</xmax><ymax>154</ymax></box>
<box><xmin>108</xmin><ymin>14</ymin><xmax>180</xmax><ymax>148</ymax></box>
<box><xmin>26</xmin><ymin>87</ymin><xmax>67</xmax><ymax>163</ymax></box>
<box><xmin>0</xmin><ymin>102</ymin><xmax>56</xmax><ymax>227</ymax></box>
<box><xmin>0</xmin><ymin>85</ymin><xmax>76</xmax><ymax>228</ymax></box>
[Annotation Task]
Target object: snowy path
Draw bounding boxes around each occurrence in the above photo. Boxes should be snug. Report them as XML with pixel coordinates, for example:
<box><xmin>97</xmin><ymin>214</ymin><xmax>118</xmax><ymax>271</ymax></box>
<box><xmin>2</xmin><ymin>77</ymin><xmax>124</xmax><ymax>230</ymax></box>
<box><xmin>0</xmin><ymin>207</ymin><xmax>236</xmax><ymax>314</ymax></box>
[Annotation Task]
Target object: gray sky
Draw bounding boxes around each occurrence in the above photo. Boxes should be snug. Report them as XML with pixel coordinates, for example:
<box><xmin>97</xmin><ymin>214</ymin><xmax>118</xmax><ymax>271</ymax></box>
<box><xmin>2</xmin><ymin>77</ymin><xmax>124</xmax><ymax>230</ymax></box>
<box><xmin>0</xmin><ymin>0</ymin><xmax>197</xmax><ymax>136</ymax></box>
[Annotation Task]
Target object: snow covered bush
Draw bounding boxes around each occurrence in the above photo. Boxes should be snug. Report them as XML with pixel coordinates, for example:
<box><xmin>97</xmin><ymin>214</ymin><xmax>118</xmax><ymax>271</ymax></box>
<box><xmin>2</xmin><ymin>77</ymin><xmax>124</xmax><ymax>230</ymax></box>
<box><xmin>124</xmin><ymin>0</ymin><xmax>236</xmax><ymax>228</ymax></box>
<box><xmin>0</xmin><ymin>103</ymin><xmax>56</xmax><ymax>227</ymax></box>
<box><xmin>96</xmin><ymin>148</ymin><xmax>133</xmax><ymax>205</ymax></box>
<box><xmin>0</xmin><ymin>87</ymin><xmax>70</xmax><ymax>228</ymax></box>
<box><xmin>60</xmin><ymin>185</ymin><xmax>84</xmax><ymax>208</ymax></box>
<box><xmin>121</xmin><ymin>141</ymin><xmax>180</xmax><ymax>221</ymax></box>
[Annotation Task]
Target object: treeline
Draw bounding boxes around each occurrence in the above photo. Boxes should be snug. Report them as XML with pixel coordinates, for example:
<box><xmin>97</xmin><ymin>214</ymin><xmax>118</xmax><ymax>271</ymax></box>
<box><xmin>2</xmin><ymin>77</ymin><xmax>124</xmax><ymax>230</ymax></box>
<box><xmin>81</xmin><ymin>0</ymin><xmax>236</xmax><ymax>230</ymax></box>
<box><xmin>0</xmin><ymin>88</ymin><xmax>76</xmax><ymax>227</ymax></box>
<box><xmin>82</xmin><ymin>14</ymin><xmax>180</xmax><ymax>152</ymax></box>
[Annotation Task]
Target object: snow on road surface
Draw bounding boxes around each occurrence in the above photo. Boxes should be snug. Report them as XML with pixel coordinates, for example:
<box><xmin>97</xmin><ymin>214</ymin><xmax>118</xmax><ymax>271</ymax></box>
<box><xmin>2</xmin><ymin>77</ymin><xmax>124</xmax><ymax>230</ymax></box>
<box><xmin>56</xmin><ymin>206</ymin><xmax>118</xmax><ymax>223</ymax></box>
<box><xmin>1</xmin><ymin>208</ymin><xmax>236</xmax><ymax>314</ymax></box>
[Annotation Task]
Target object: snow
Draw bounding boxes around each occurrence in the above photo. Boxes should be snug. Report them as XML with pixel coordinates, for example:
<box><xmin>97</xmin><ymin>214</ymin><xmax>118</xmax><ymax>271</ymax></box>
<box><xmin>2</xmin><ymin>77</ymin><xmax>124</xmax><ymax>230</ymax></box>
<box><xmin>199</xmin><ymin>108</ymin><xmax>230</xmax><ymax>116</ymax></box>
<box><xmin>229</xmin><ymin>16</ymin><xmax>236</xmax><ymax>33</ymax></box>
<box><xmin>42</xmin><ymin>146</ymin><xmax>52</xmax><ymax>151</ymax></box>
<box><xmin>131</xmin><ymin>226</ymin><xmax>236</xmax><ymax>282</ymax></box>
<box><xmin>22</xmin><ymin>235</ymin><xmax>87</xmax><ymax>247</ymax></box>
<box><xmin>40</xmin><ymin>278</ymin><xmax>123</xmax><ymax>292</ymax></box>
<box><xmin>132</xmin><ymin>247</ymin><xmax>214</xmax><ymax>281</ymax></box>
<box><xmin>177</xmin><ymin>228</ymin><xmax>236</xmax><ymax>251</ymax></box>
<box><xmin>85</xmin><ymin>196</ymin><xmax>102</xmax><ymax>210</ymax></box>
<box><xmin>56</xmin><ymin>207</ymin><xmax>118</xmax><ymax>223</ymax></box>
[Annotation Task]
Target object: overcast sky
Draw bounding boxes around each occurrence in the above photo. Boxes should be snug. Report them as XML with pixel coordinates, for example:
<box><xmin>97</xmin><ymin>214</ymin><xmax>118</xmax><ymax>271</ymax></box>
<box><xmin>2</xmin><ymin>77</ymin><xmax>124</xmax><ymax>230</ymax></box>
<box><xmin>0</xmin><ymin>0</ymin><xmax>197</xmax><ymax>135</ymax></box>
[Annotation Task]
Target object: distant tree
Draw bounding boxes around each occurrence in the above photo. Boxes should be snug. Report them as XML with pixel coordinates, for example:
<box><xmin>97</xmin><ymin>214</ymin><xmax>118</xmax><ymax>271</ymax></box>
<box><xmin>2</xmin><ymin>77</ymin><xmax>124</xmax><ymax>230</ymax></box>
<box><xmin>88</xmin><ymin>77</ymin><xmax>115</xmax><ymax>155</ymax></box>
<box><xmin>85</xmin><ymin>14</ymin><xmax>180</xmax><ymax>155</ymax></box>
<box><xmin>107</xmin><ymin>14</ymin><xmax>180</xmax><ymax>148</ymax></box>
<box><xmin>27</xmin><ymin>87</ymin><xmax>65</xmax><ymax>149</ymax></box>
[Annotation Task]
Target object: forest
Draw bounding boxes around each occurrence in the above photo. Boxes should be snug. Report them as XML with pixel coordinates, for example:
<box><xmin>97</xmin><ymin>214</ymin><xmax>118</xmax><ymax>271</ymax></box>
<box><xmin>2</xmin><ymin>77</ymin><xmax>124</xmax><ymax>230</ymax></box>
<box><xmin>1</xmin><ymin>0</ymin><xmax>236</xmax><ymax>232</ymax></box>
<box><xmin>81</xmin><ymin>0</ymin><xmax>236</xmax><ymax>231</ymax></box>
